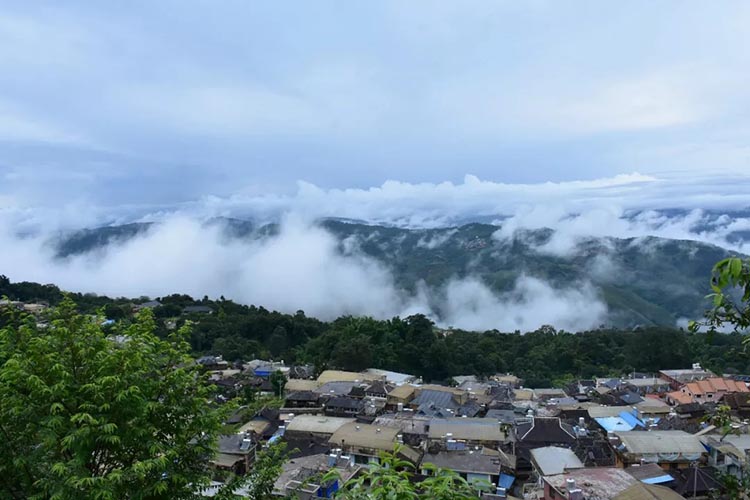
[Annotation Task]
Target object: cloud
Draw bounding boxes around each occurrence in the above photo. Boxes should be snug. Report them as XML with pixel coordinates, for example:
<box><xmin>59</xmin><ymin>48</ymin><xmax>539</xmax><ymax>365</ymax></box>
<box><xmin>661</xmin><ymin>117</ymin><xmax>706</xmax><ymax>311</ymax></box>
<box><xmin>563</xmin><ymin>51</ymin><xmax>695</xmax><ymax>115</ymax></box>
<box><xmin>440</xmin><ymin>276</ymin><xmax>607</xmax><ymax>332</ymax></box>
<box><xmin>0</xmin><ymin>214</ymin><xmax>609</xmax><ymax>332</ymax></box>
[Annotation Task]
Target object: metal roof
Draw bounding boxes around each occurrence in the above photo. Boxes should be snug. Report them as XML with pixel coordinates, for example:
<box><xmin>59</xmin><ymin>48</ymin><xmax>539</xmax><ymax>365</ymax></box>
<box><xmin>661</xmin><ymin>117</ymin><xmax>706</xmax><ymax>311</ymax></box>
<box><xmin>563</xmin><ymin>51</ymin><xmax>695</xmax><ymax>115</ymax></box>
<box><xmin>530</xmin><ymin>446</ymin><xmax>584</xmax><ymax>476</ymax></box>
<box><xmin>428</xmin><ymin>418</ymin><xmax>505</xmax><ymax>442</ymax></box>
<box><xmin>615</xmin><ymin>431</ymin><xmax>706</xmax><ymax>456</ymax></box>
<box><xmin>285</xmin><ymin>415</ymin><xmax>355</xmax><ymax>435</ymax></box>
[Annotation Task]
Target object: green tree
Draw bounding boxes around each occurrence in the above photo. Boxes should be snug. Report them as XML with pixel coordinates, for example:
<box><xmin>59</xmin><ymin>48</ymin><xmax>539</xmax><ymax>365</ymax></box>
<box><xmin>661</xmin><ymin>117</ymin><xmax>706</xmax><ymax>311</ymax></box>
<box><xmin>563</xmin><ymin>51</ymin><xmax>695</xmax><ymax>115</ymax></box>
<box><xmin>270</xmin><ymin>369</ymin><xmax>287</xmax><ymax>399</ymax></box>
<box><xmin>690</xmin><ymin>257</ymin><xmax>750</xmax><ymax>335</ymax></box>
<box><xmin>0</xmin><ymin>298</ymin><xmax>238</xmax><ymax>499</ymax></box>
<box><xmin>327</xmin><ymin>448</ymin><xmax>485</xmax><ymax>499</ymax></box>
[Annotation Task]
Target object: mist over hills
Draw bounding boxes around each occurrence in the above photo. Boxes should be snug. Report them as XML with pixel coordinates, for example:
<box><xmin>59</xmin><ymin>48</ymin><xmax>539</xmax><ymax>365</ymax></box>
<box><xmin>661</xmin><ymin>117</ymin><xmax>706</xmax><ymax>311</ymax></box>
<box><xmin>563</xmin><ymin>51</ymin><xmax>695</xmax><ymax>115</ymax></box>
<box><xmin>46</xmin><ymin>216</ymin><xmax>740</xmax><ymax>330</ymax></box>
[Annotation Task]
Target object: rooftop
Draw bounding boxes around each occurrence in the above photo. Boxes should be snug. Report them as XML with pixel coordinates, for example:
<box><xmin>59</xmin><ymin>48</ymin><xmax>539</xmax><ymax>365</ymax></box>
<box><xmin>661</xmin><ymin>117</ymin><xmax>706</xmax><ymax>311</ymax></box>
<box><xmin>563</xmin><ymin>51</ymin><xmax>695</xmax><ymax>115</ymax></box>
<box><xmin>544</xmin><ymin>467</ymin><xmax>638</xmax><ymax>500</ymax></box>
<box><xmin>428</xmin><ymin>418</ymin><xmax>506</xmax><ymax>442</ymax></box>
<box><xmin>362</xmin><ymin>368</ymin><xmax>416</xmax><ymax>385</ymax></box>
<box><xmin>285</xmin><ymin>415</ymin><xmax>355</xmax><ymax>435</ymax></box>
<box><xmin>317</xmin><ymin>370</ymin><xmax>373</xmax><ymax>385</ymax></box>
<box><xmin>329</xmin><ymin>422</ymin><xmax>399</xmax><ymax>451</ymax></box>
<box><xmin>529</xmin><ymin>446</ymin><xmax>584</xmax><ymax>476</ymax></box>
<box><xmin>422</xmin><ymin>448</ymin><xmax>504</xmax><ymax>475</ymax></box>
<box><xmin>615</xmin><ymin>430</ymin><xmax>705</xmax><ymax>457</ymax></box>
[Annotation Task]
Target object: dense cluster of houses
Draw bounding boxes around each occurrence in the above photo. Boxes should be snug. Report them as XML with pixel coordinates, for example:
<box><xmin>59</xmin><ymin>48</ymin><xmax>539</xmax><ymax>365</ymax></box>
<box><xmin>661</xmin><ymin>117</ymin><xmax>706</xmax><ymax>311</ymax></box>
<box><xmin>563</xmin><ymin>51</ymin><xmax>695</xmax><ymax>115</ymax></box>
<box><xmin>203</xmin><ymin>360</ymin><xmax>750</xmax><ymax>499</ymax></box>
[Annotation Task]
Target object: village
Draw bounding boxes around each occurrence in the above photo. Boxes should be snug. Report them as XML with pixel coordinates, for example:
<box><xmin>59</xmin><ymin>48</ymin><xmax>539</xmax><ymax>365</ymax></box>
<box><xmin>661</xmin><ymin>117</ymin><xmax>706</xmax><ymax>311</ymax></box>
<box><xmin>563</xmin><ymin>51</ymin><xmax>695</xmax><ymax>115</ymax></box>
<box><xmin>199</xmin><ymin>353</ymin><xmax>750</xmax><ymax>500</ymax></box>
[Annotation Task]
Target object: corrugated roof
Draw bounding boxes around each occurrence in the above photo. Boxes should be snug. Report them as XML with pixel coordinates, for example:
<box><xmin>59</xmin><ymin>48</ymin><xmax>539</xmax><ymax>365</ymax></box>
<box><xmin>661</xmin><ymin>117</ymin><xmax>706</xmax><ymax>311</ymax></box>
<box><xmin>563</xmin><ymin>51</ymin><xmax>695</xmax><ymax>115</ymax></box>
<box><xmin>613</xmin><ymin>482</ymin><xmax>684</xmax><ymax>500</ymax></box>
<box><xmin>615</xmin><ymin>431</ymin><xmax>705</xmax><ymax>456</ymax></box>
<box><xmin>530</xmin><ymin>446</ymin><xmax>584</xmax><ymax>476</ymax></box>
<box><xmin>412</xmin><ymin>389</ymin><xmax>458</xmax><ymax>409</ymax></box>
<box><xmin>317</xmin><ymin>370</ymin><xmax>372</xmax><ymax>385</ymax></box>
<box><xmin>285</xmin><ymin>379</ymin><xmax>320</xmax><ymax>392</ymax></box>
<box><xmin>388</xmin><ymin>384</ymin><xmax>417</xmax><ymax>400</ymax></box>
<box><xmin>285</xmin><ymin>415</ymin><xmax>355</xmax><ymax>435</ymax></box>
<box><xmin>428</xmin><ymin>418</ymin><xmax>505</xmax><ymax>442</ymax></box>
<box><xmin>328</xmin><ymin>422</ymin><xmax>399</xmax><ymax>451</ymax></box>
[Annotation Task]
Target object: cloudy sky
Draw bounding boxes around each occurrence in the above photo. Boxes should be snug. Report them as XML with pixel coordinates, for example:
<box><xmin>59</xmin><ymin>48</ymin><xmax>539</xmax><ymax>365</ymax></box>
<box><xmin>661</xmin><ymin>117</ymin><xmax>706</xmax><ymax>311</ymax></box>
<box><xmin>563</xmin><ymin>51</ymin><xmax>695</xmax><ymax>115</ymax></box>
<box><xmin>1</xmin><ymin>0</ymin><xmax>749</xmax><ymax>220</ymax></box>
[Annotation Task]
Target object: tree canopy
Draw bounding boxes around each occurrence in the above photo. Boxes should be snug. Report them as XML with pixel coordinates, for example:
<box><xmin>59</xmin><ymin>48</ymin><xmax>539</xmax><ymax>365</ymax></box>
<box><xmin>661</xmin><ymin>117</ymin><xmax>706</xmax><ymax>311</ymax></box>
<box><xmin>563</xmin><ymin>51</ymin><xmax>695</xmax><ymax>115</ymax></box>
<box><xmin>0</xmin><ymin>298</ymin><xmax>229</xmax><ymax>499</ymax></box>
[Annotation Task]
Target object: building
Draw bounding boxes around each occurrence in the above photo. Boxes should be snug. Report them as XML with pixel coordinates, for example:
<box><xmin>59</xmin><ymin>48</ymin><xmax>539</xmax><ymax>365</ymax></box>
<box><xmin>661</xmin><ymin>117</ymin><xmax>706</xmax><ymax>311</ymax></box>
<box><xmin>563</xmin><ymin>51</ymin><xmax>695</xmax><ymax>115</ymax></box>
<box><xmin>659</xmin><ymin>365</ymin><xmax>715</xmax><ymax>390</ymax></box>
<box><xmin>328</xmin><ymin>422</ymin><xmax>421</xmax><ymax>466</ymax></box>
<box><xmin>666</xmin><ymin>377</ymin><xmax>750</xmax><ymax>405</ymax></box>
<box><xmin>271</xmin><ymin>452</ymin><xmax>361</xmax><ymax>499</ymax></box>
<box><xmin>529</xmin><ymin>446</ymin><xmax>584</xmax><ymax>477</ymax></box>
<box><xmin>421</xmin><ymin>448</ymin><xmax>507</xmax><ymax>489</ymax></box>
<box><xmin>211</xmin><ymin>433</ymin><xmax>257</xmax><ymax>474</ymax></box>
<box><xmin>285</xmin><ymin>415</ymin><xmax>355</xmax><ymax>441</ymax></box>
<box><xmin>427</xmin><ymin>418</ymin><xmax>507</xmax><ymax>448</ymax></box>
<box><xmin>612</xmin><ymin>431</ymin><xmax>706</xmax><ymax>469</ymax></box>
<box><xmin>324</xmin><ymin>396</ymin><xmax>363</xmax><ymax>418</ymax></box>
<box><xmin>541</xmin><ymin>467</ymin><xmax>639</xmax><ymax>500</ymax></box>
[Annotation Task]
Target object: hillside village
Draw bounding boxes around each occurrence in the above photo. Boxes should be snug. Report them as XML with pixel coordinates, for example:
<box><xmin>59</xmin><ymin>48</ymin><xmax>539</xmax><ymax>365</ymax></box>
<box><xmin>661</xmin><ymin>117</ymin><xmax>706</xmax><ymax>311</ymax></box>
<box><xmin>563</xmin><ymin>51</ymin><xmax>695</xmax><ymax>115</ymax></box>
<box><xmin>201</xmin><ymin>353</ymin><xmax>750</xmax><ymax>499</ymax></box>
<box><xmin>3</xmin><ymin>293</ymin><xmax>750</xmax><ymax>499</ymax></box>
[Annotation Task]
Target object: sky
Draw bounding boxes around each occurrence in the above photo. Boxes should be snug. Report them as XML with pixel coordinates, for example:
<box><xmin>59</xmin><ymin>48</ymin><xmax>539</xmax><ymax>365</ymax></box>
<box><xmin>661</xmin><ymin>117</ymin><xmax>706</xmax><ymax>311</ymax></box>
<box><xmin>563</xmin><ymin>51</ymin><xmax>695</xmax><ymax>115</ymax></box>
<box><xmin>1</xmin><ymin>1</ymin><xmax>750</xmax><ymax>219</ymax></box>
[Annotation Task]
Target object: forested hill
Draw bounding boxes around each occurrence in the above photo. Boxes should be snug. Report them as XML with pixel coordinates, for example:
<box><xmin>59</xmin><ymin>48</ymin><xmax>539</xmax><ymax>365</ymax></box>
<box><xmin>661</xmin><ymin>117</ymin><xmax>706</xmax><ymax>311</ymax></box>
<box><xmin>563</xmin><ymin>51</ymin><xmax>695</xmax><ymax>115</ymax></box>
<box><xmin>1</xmin><ymin>275</ymin><xmax>748</xmax><ymax>387</ymax></box>
<box><xmin>51</xmin><ymin>218</ymin><xmax>737</xmax><ymax>328</ymax></box>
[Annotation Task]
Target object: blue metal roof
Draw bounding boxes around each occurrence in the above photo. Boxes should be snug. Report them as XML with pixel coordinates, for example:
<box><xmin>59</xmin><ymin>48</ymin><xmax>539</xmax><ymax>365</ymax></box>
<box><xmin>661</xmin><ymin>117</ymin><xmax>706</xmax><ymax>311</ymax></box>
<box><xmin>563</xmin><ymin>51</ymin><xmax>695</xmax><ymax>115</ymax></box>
<box><xmin>619</xmin><ymin>411</ymin><xmax>646</xmax><ymax>429</ymax></box>
<box><xmin>499</xmin><ymin>473</ymin><xmax>514</xmax><ymax>489</ymax></box>
<box><xmin>642</xmin><ymin>475</ymin><xmax>674</xmax><ymax>485</ymax></box>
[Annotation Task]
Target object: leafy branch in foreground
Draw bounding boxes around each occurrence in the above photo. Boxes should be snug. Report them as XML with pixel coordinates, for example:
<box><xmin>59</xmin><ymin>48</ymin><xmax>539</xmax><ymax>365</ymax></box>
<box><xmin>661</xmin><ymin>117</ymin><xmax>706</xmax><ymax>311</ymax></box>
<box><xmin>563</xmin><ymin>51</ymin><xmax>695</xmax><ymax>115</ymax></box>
<box><xmin>0</xmin><ymin>297</ymin><xmax>239</xmax><ymax>499</ymax></box>
<box><xmin>690</xmin><ymin>257</ymin><xmax>750</xmax><ymax>336</ymax></box>
<box><xmin>324</xmin><ymin>447</ymin><xmax>485</xmax><ymax>500</ymax></box>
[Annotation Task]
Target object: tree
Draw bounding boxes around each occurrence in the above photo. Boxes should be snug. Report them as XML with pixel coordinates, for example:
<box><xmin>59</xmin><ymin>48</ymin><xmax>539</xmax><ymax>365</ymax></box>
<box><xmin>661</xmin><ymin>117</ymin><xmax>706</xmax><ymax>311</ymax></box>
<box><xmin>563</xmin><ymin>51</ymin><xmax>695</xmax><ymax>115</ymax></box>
<box><xmin>690</xmin><ymin>257</ymin><xmax>750</xmax><ymax>335</ymax></box>
<box><xmin>270</xmin><ymin>369</ymin><xmax>287</xmax><ymax>399</ymax></box>
<box><xmin>326</xmin><ymin>448</ymin><xmax>485</xmax><ymax>499</ymax></box>
<box><xmin>0</xmin><ymin>298</ymin><xmax>237</xmax><ymax>499</ymax></box>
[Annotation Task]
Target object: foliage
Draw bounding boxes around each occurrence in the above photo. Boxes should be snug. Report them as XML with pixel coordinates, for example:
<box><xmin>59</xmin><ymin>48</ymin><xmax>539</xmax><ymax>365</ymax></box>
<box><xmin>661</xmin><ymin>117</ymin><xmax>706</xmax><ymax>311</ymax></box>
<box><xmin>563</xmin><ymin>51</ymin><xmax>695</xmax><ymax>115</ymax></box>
<box><xmin>211</xmin><ymin>442</ymin><xmax>289</xmax><ymax>500</ymax></box>
<box><xmin>325</xmin><ymin>448</ymin><xmax>482</xmax><ymax>500</ymax></box>
<box><xmin>0</xmin><ymin>298</ymin><xmax>237</xmax><ymax>500</ymax></box>
<box><xmin>690</xmin><ymin>257</ymin><xmax>750</xmax><ymax>335</ymax></box>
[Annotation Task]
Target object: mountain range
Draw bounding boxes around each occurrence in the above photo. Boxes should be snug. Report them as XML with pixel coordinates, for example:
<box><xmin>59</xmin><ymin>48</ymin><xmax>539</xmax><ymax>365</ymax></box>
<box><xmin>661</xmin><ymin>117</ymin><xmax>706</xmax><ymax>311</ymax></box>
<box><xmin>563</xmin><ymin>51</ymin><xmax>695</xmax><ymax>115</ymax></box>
<box><xmin>50</xmin><ymin>217</ymin><xmax>741</xmax><ymax>329</ymax></box>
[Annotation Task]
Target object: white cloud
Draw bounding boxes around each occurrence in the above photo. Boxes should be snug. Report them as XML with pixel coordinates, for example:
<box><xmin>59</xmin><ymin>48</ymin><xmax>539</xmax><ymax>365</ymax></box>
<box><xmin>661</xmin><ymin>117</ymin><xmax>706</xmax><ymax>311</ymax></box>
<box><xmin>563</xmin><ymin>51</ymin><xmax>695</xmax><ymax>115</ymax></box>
<box><xmin>0</xmin><ymin>214</ymin><xmax>610</xmax><ymax>332</ymax></box>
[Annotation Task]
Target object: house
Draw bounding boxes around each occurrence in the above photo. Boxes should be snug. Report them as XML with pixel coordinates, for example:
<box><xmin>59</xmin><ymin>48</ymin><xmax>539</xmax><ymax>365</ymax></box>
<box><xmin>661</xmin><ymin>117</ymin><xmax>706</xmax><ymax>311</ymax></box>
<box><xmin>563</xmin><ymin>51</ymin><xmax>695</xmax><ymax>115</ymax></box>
<box><xmin>611</xmin><ymin>431</ymin><xmax>706</xmax><ymax>469</ymax></box>
<box><xmin>701</xmin><ymin>434</ymin><xmax>750</xmax><ymax>478</ymax></box>
<box><xmin>624</xmin><ymin>377</ymin><xmax>671</xmax><ymax>395</ymax></box>
<box><xmin>532</xmin><ymin>388</ymin><xmax>568</xmax><ymax>402</ymax></box>
<box><xmin>493</xmin><ymin>374</ymin><xmax>522</xmax><ymax>388</ymax></box>
<box><xmin>288</xmin><ymin>364</ymin><xmax>316</xmax><ymax>380</ymax></box>
<box><xmin>196</xmin><ymin>355</ymin><xmax>229</xmax><ymax>370</ymax></box>
<box><xmin>364</xmin><ymin>380</ymin><xmax>393</xmax><ymax>399</ymax></box>
<box><xmin>361</xmin><ymin>368</ymin><xmax>418</xmax><ymax>385</ymax></box>
<box><xmin>659</xmin><ymin>365</ymin><xmax>715</xmax><ymax>390</ymax></box>
<box><xmin>183</xmin><ymin>305</ymin><xmax>213</xmax><ymax>314</ymax></box>
<box><xmin>328</xmin><ymin>422</ymin><xmax>421</xmax><ymax>466</ymax></box>
<box><xmin>386</xmin><ymin>384</ymin><xmax>417</xmax><ymax>409</ymax></box>
<box><xmin>612</xmin><ymin>482</ymin><xmax>685</xmax><ymax>500</ymax></box>
<box><xmin>315</xmin><ymin>381</ymin><xmax>359</xmax><ymax>397</ymax></box>
<box><xmin>285</xmin><ymin>379</ymin><xmax>320</xmax><ymax>393</ymax></box>
<box><xmin>666</xmin><ymin>377</ymin><xmax>750</xmax><ymax>405</ymax></box>
<box><xmin>284</xmin><ymin>390</ymin><xmax>320</xmax><ymax>409</ymax></box>
<box><xmin>133</xmin><ymin>300</ymin><xmax>161</xmax><ymax>311</ymax></box>
<box><xmin>317</xmin><ymin>370</ymin><xmax>375</xmax><ymax>385</ymax></box>
<box><xmin>284</xmin><ymin>415</ymin><xmax>355</xmax><ymax>441</ymax></box>
<box><xmin>412</xmin><ymin>384</ymin><xmax>469</xmax><ymax>406</ymax></box>
<box><xmin>211</xmin><ymin>433</ymin><xmax>257</xmax><ymax>474</ymax></box>
<box><xmin>427</xmin><ymin>418</ymin><xmax>506</xmax><ymax>448</ymax></box>
<box><xmin>411</xmin><ymin>389</ymin><xmax>460</xmax><ymax>412</ymax></box>
<box><xmin>672</xmin><ymin>466</ymin><xmax>721</xmax><ymax>497</ymax></box>
<box><xmin>271</xmin><ymin>452</ymin><xmax>361</xmax><ymax>499</ymax></box>
<box><xmin>623</xmin><ymin>462</ymin><xmax>675</xmax><ymax>487</ymax></box>
<box><xmin>541</xmin><ymin>467</ymin><xmax>639</xmax><ymax>500</ymax></box>
<box><xmin>577</xmin><ymin>380</ymin><xmax>596</xmax><ymax>395</ymax></box>
<box><xmin>421</xmin><ymin>448</ymin><xmax>505</xmax><ymax>489</ymax></box>
<box><xmin>514</xmin><ymin>417</ymin><xmax>577</xmax><ymax>476</ymax></box>
<box><xmin>324</xmin><ymin>396</ymin><xmax>363</xmax><ymax>418</ymax></box>
<box><xmin>529</xmin><ymin>446</ymin><xmax>584</xmax><ymax>477</ymax></box>
<box><xmin>372</xmin><ymin>413</ymin><xmax>430</xmax><ymax>445</ymax></box>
